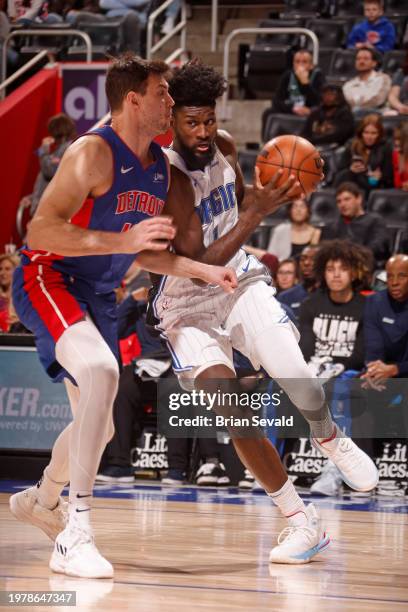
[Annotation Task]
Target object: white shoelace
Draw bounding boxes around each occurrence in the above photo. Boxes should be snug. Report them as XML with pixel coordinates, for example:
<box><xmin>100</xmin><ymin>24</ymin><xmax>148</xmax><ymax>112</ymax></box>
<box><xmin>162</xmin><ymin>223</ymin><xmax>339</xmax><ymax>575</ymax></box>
<box><xmin>277</xmin><ymin>524</ymin><xmax>316</xmax><ymax>545</ymax></box>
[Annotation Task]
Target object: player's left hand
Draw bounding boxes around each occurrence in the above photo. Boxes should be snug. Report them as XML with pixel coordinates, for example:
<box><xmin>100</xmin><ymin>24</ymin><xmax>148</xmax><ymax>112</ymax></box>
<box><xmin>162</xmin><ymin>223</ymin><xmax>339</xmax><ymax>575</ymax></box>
<box><xmin>252</xmin><ymin>167</ymin><xmax>301</xmax><ymax>216</ymax></box>
<box><xmin>200</xmin><ymin>265</ymin><xmax>238</xmax><ymax>293</ymax></box>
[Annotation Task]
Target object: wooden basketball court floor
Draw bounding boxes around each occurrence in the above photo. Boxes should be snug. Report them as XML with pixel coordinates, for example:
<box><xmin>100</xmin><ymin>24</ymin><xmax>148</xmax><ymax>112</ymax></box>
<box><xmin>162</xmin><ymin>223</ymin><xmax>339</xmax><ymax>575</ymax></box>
<box><xmin>0</xmin><ymin>481</ymin><xmax>407</xmax><ymax>611</ymax></box>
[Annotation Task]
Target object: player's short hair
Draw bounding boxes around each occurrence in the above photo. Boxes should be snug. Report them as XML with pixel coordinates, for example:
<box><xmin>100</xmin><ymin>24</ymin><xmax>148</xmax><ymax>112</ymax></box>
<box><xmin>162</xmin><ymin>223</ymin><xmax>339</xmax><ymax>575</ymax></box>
<box><xmin>314</xmin><ymin>240</ymin><xmax>374</xmax><ymax>290</ymax></box>
<box><xmin>356</xmin><ymin>46</ymin><xmax>378</xmax><ymax>63</ymax></box>
<box><xmin>336</xmin><ymin>182</ymin><xmax>363</xmax><ymax>199</ymax></box>
<box><xmin>169</xmin><ymin>60</ymin><xmax>227</xmax><ymax>108</ymax></box>
<box><xmin>106</xmin><ymin>52</ymin><xmax>169</xmax><ymax>112</ymax></box>
<box><xmin>364</xmin><ymin>0</ymin><xmax>383</xmax><ymax>7</ymax></box>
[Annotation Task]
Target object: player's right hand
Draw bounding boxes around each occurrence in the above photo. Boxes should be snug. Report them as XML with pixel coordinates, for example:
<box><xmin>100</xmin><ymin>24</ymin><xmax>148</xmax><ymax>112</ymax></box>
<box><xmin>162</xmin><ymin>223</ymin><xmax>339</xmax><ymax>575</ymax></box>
<box><xmin>123</xmin><ymin>216</ymin><xmax>176</xmax><ymax>253</ymax></box>
<box><xmin>252</xmin><ymin>167</ymin><xmax>300</xmax><ymax>217</ymax></box>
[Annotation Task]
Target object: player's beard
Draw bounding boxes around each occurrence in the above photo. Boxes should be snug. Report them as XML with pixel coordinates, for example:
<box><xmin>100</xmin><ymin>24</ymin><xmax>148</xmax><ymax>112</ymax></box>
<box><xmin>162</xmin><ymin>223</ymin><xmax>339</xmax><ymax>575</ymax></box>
<box><xmin>176</xmin><ymin>139</ymin><xmax>216</xmax><ymax>171</ymax></box>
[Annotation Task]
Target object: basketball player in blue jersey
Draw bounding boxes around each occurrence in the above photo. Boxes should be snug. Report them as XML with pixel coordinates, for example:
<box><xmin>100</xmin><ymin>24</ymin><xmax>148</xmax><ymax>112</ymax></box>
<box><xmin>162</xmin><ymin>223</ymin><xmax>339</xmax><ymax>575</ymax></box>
<box><xmin>9</xmin><ymin>54</ymin><xmax>237</xmax><ymax>579</ymax></box>
<box><xmin>154</xmin><ymin>61</ymin><xmax>379</xmax><ymax>564</ymax></box>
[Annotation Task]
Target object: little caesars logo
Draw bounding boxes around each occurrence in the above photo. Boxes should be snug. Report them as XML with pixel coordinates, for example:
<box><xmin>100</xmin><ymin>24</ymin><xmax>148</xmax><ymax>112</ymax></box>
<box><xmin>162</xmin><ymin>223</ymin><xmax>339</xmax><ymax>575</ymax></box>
<box><xmin>375</xmin><ymin>442</ymin><xmax>407</xmax><ymax>481</ymax></box>
<box><xmin>131</xmin><ymin>432</ymin><xmax>168</xmax><ymax>470</ymax></box>
<box><xmin>283</xmin><ymin>438</ymin><xmax>326</xmax><ymax>481</ymax></box>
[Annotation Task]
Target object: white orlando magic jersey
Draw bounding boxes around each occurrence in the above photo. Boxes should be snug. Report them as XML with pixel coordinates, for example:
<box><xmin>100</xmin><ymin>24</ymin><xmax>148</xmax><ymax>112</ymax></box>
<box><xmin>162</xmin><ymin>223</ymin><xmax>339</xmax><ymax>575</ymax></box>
<box><xmin>159</xmin><ymin>145</ymin><xmax>265</xmax><ymax>300</ymax></box>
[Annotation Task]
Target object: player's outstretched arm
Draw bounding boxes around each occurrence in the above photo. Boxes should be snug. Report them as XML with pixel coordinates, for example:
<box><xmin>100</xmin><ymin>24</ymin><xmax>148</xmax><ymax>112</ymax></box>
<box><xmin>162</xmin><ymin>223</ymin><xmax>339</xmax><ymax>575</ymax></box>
<box><xmin>27</xmin><ymin>136</ymin><xmax>176</xmax><ymax>256</ymax></box>
<box><xmin>138</xmin><ymin>250</ymin><xmax>237</xmax><ymax>294</ymax></box>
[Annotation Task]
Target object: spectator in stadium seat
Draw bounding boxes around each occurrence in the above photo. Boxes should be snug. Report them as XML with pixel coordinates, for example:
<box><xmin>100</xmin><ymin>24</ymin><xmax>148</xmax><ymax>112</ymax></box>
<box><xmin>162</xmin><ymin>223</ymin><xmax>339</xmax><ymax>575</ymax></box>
<box><xmin>272</xmin><ymin>49</ymin><xmax>325</xmax><ymax>117</ymax></box>
<box><xmin>387</xmin><ymin>51</ymin><xmax>408</xmax><ymax>116</ymax></box>
<box><xmin>8</xmin><ymin>0</ymin><xmax>64</xmax><ymax>24</ymax></box>
<box><xmin>277</xmin><ymin>245</ymin><xmax>320</xmax><ymax>321</ymax></box>
<box><xmin>321</xmin><ymin>182</ymin><xmax>390</xmax><ymax>263</ymax></box>
<box><xmin>299</xmin><ymin>239</ymin><xmax>374</xmax><ymax>373</ymax></box>
<box><xmin>98</xmin><ymin>0</ymin><xmax>150</xmax><ymax>27</ymax></box>
<box><xmin>362</xmin><ymin>254</ymin><xmax>408</xmax><ymax>382</ymax></box>
<box><xmin>347</xmin><ymin>0</ymin><xmax>396</xmax><ymax>54</ymax></box>
<box><xmin>334</xmin><ymin>113</ymin><xmax>394</xmax><ymax>194</ymax></box>
<box><xmin>0</xmin><ymin>0</ymin><xmax>19</xmax><ymax>72</ymax></box>
<box><xmin>160</xmin><ymin>0</ymin><xmax>181</xmax><ymax>35</ymax></box>
<box><xmin>66</xmin><ymin>1</ymin><xmax>143</xmax><ymax>54</ymax></box>
<box><xmin>392</xmin><ymin>123</ymin><xmax>408</xmax><ymax>190</ymax></box>
<box><xmin>267</xmin><ymin>196</ymin><xmax>321</xmax><ymax>260</ymax></box>
<box><xmin>301</xmin><ymin>84</ymin><xmax>355</xmax><ymax>149</ymax></box>
<box><xmin>343</xmin><ymin>47</ymin><xmax>391</xmax><ymax>112</ymax></box>
<box><xmin>304</xmin><ymin>242</ymin><xmax>376</xmax><ymax>498</ymax></box>
<box><xmin>261</xmin><ymin>49</ymin><xmax>325</xmax><ymax>137</ymax></box>
<box><xmin>20</xmin><ymin>113</ymin><xmax>76</xmax><ymax>218</ymax></box>
<box><xmin>163</xmin><ymin>437</ymin><xmax>231</xmax><ymax>486</ymax></box>
<box><xmin>274</xmin><ymin>258</ymin><xmax>299</xmax><ymax>294</ymax></box>
<box><xmin>0</xmin><ymin>253</ymin><xmax>19</xmax><ymax>332</ymax></box>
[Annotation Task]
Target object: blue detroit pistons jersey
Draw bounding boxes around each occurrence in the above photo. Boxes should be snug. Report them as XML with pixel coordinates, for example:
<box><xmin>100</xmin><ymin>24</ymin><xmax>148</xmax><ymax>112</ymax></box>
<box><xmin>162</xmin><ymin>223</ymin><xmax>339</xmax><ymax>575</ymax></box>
<box><xmin>21</xmin><ymin>125</ymin><xmax>169</xmax><ymax>293</ymax></box>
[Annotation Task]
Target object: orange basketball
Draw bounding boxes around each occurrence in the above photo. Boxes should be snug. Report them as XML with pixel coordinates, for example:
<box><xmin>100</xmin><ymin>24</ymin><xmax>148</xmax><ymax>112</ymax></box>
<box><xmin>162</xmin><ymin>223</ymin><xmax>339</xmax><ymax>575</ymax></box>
<box><xmin>256</xmin><ymin>135</ymin><xmax>324</xmax><ymax>197</ymax></box>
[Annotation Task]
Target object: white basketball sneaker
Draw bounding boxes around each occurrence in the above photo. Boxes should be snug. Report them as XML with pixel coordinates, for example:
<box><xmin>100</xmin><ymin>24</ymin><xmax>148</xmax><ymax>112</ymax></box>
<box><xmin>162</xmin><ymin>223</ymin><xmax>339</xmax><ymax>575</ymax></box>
<box><xmin>269</xmin><ymin>504</ymin><xmax>330</xmax><ymax>564</ymax></box>
<box><xmin>49</xmin><ymin>518</ymin><xmax>113</xmax><ymax>579</ymax></box>
<box><xmin>311</xmin><ymin>425</ymin><xmax>379</xmax><ymax>492</ymax></box>
<box><xmin>310</xmin><ymin>461</ymin><xmax>343</xmax><ymax>497</ymax></box>
<box><xmin>9</xmin><ymin>486</ymin><xmax>67</xmax><ymax>541</ymax></box>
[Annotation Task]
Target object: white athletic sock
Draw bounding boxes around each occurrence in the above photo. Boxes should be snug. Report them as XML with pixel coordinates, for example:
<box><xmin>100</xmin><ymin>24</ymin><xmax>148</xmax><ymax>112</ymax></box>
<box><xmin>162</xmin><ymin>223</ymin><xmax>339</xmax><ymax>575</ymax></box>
<box><xmin>268</xmin><ymin>479</ymin><xmax>308</xmax><ymax>527</ymax></box>
<box><xmin>315</xmin><ymin>424</ymin><xmax>340</xmax><ymax>447</ymax></box>
<box><xmin>68</xmin><ymin>490</ymin><xmax>92</xmax><ymax>530</ymax></box>
<box><xmin>36</xmin><ymin>468</ymin><xmax>67</xmax><ymax>510</ymax></box>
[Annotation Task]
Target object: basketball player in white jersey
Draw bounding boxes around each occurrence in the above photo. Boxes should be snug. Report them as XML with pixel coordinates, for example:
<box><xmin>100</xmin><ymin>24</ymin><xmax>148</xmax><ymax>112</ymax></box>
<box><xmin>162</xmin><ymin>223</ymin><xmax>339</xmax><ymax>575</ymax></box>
<box><xmin>153</xmin><ymin>61</ymin><xmax>379</xmax><ymax>564</ymax></box>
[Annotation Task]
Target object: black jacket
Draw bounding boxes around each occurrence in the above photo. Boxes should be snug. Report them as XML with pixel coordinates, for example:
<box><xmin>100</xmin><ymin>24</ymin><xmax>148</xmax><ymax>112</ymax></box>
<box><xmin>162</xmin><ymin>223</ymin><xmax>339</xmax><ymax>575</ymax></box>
<box><xmin>302</xmin><ymin>105</ymin><xmax>355</xmax><ymax>146</ymax></box>
<box><xmin>364</xmin><ymin>290</ymin><xmax>408</xmax><ymax>376</ymax></box>
<box><xmin>321</xmin><ymin>213</ymin><xmax>390</xmax><ymax>262</ymax></box>
<box><xmin>272</xmin><ymin>68</ymin><xmax>325</xmax><ymax>114</ymax></box>
<box><xmin>337</xmin><ymin>140</ymin><xmax>394</xmax><ymax>189</ymax></box>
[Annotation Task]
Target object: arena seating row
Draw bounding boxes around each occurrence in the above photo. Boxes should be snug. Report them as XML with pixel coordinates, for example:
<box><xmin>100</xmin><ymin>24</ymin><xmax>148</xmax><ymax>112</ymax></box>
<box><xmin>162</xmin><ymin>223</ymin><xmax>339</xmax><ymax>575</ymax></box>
<box><xmin>9</xmin><ymin>20</ymin><xmax>127</xmax><ymax>63</ymax></box>
<box><xmin>257</xmin><ymin>17</ymin><xmax>406</xmax><ymax>49</ymax></box>
<box><xmin>261</xmin><ymin>112</ymin><xmax>403</xmax><ymax>144</ymax></box>
<box><xmin>238</xmin><ymin>146</ymin><xmax>408</xmax><ymax>241</ymax></box>
<box><xmin>283</xmin><ymin>0</ymin><xmax>408</xmax><ymax>17</ymax></box>
<box><xmin>245</xmin><ymin>186</ymin><xmax>408</xmax><ymax>252</ymax></box>
<box><xmin>245</xmin><ymin>41</ymin><xmax>405</xmax><ymax>100</ymax></box>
